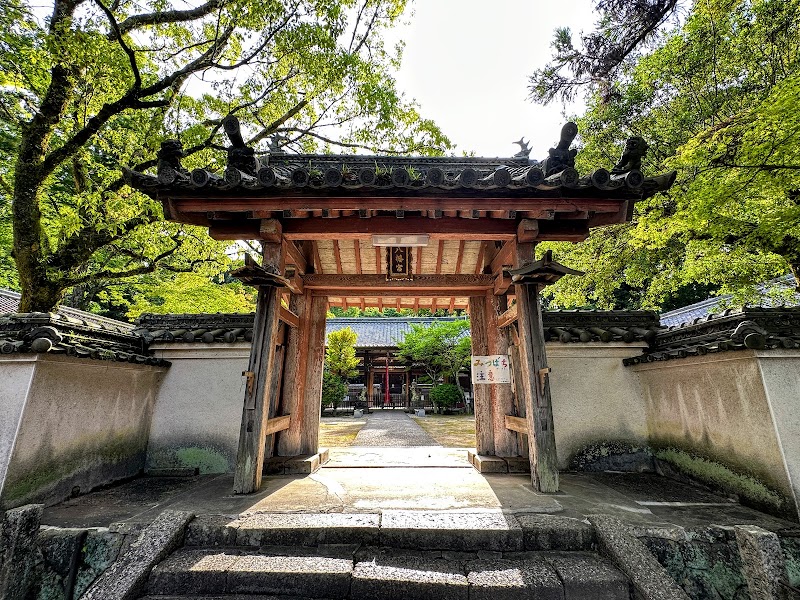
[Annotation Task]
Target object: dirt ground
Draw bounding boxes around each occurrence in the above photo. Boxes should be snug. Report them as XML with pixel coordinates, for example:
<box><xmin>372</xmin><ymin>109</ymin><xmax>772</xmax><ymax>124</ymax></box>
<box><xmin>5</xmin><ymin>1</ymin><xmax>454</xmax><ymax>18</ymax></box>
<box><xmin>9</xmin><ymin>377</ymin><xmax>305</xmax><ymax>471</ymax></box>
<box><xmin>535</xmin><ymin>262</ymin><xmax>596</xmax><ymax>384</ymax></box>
<box><xmin>318</xmin><ymin>413</ymin><xmax>476</xmax><ymax>448</ymax></box>
<box><xmin>410</xmin><ymin>413</ymin><xmax>476</xmax><ymax>447</ymax></box>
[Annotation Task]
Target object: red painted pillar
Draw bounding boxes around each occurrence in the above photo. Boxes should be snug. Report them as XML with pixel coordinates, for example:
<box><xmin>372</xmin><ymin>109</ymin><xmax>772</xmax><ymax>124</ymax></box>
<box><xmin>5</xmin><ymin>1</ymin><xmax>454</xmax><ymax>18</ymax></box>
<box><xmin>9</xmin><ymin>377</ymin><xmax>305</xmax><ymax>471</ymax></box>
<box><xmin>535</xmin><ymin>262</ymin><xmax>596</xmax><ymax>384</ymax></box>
<box><xmin>385</xmin><ymin>353</ymin><xmax>390</xmax><ymax>406</ymax></box>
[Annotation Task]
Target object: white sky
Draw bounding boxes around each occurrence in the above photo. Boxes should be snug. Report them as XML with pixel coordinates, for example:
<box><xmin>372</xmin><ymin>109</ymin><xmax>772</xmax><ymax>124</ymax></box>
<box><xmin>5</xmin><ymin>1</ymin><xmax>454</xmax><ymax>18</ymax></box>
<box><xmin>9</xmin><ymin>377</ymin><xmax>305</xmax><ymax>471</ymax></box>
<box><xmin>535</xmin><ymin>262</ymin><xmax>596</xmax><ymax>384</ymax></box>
<box><xmin>385</xmin><ymin>0</ymin><xmax>598</xmax><ymax>158</ymax></box>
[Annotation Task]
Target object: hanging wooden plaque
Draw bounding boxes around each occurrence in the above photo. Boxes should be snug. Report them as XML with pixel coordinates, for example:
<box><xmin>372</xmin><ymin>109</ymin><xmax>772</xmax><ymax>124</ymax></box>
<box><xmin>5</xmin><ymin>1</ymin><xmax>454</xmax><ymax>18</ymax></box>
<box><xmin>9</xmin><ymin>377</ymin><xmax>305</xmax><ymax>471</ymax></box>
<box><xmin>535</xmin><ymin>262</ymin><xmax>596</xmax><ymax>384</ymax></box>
<box><xmin>386</xmin><ymin>246</ymin><xmax>413</xmax><ymax>280</ymax></box>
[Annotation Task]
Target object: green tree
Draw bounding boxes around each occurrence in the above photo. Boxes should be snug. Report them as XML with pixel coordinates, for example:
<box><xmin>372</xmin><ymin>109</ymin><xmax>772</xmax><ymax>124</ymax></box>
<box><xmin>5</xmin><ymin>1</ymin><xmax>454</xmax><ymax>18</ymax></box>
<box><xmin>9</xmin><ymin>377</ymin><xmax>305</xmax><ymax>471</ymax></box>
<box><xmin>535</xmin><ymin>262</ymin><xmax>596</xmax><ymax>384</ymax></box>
<box><xmin>321</xmin><ymin>370</ymin><xmax>347</xmax><ymax>410</ymax></box>
<box><xmin>325</xmin><ymin>326</ymin><xmax>359</xmax><ymax>380</ymax></box>
<box><xmin>2</xmin><ymin>0</ymin><xmax>450</xmax><ymax>313</ymax></box>
<box><xmin>396</xmin><ymin>320</ymin><xmax>471</xmax><ymax>391</ymax></box>
<box><xmin>532</xmin><ymin>0</ymin><xmax>800</xmax><ymax>309</ymax></box>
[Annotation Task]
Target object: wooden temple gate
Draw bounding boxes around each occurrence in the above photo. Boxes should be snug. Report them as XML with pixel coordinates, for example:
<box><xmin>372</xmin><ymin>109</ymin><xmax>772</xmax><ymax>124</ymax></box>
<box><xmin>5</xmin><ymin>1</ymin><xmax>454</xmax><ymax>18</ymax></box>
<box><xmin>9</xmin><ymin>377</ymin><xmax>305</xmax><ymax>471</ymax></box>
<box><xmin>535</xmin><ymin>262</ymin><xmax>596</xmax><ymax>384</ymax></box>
<box><xmin>128</xmin><ymin>119</ymin><xmax>675</xmax><ymax>495</ymax></box>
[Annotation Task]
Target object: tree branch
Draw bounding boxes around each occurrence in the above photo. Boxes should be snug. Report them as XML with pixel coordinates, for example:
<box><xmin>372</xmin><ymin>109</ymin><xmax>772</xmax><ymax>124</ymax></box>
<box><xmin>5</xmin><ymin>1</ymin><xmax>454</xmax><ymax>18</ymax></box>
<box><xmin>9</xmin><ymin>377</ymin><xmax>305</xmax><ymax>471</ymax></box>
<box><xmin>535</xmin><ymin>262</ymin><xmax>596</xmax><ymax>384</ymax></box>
<box><xmin>114</xmin><ymin>0</ymin><xmax>225</xmax><ymax>37</ymax></box>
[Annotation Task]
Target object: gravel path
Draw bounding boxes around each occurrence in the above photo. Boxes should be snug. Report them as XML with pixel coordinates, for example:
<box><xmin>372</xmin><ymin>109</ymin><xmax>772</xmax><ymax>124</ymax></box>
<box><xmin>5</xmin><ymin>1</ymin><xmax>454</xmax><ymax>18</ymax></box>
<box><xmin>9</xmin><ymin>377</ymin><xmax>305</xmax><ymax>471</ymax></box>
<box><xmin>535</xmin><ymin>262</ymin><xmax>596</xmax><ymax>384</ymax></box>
<box><xmin>352</xmin><ymin>410</ymin><xmax>441</xmax><ymax>447</ymax></box>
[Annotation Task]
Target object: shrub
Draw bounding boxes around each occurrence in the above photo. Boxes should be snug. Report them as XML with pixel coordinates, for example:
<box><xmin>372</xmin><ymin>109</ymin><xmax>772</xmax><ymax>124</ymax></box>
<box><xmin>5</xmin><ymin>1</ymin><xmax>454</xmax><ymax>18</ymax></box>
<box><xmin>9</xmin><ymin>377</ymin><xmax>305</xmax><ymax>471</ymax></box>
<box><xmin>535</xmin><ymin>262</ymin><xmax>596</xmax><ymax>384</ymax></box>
<box><xmin>322</xmin><ymin>371</ymin><xmax>347</xmax><ymax>410</ymax></box>
<box><xmin>429</xmin><ymin>384</ymin><xmax>462</xmax><ymax>410</ymax></box>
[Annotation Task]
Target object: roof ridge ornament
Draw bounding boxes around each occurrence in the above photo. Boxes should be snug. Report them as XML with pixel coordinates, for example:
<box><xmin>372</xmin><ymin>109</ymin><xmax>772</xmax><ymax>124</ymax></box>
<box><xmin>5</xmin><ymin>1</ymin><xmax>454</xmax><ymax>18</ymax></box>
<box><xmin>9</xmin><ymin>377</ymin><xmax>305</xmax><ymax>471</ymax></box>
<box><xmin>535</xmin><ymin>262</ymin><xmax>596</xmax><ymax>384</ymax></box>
<box><xmin>540</xmin><ymin>122</ymin><xmax>578</xmax><ymax>176</ymax></box>
<box><xmin>512</xmin><ymin>137</ymin><xmax>531</xmax><ymax>159</ymax></box>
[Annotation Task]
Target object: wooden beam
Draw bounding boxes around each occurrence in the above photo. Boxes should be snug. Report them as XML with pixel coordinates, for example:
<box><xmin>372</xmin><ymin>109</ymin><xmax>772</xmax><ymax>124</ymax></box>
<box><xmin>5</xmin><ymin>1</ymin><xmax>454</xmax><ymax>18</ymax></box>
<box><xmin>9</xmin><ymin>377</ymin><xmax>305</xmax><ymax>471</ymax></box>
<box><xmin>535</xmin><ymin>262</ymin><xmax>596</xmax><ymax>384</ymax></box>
<box><xmin>416</xmin><ymin>246</ymin><xmax>423</xmax><ymax>275</ymax></box>
<box><xmin>505</xmin><ymin>415</ymin><xmax>528</xmax><ymax>435</ymax></box>
<box><xmin>497</xmin><ymin>304</ymin><xmax>518</xmax><ymax>328</ymax></box>
<box><xmin>435</xmin><ymin>240</ymin><xmax>444</xmax><ymax>274</ymax></box>
<box><xmin>264</xmin><ymin>415</ymin><xmax>291</xmax><ymax>436</ymax></box>
<box><xmin>279</xmin><ymin>305</ymin><xmax>300</xmax><ymax>328</ymax></box>
<box><xmin>171</xmin><ymin>193</ymin><xmax>625</xmax><ymax>212</ymax></box>
<box><xmin>413</xmin><ymin>297</ymin><xmax>420</xmax><ymax>311</ymax></box>
<box><xmin>454</xmin><ymin>240</ymin><xmax>465</xmax><ymax>274</ymax></box>
<box><xmin>332</xmin><ymin>240</ymin><xmax>343</xmax><ymax>274</ymax></box>
<box><xmin>375</xmin><ymin>247</ymin><xmax>382</xmax><ymax>274</ymax></box>
<box><xmin>449</xmin><ymin>297</ymin><xmax>455</xmax><ymax>312</ymax></box>
<box><xmin>494</xmin><ymin>273</ymin><xmax>512</xmax><ymax>296</ymax></box>
<box><xmin>281</xmin><ymin>216</ymin><xmax>518</xmax><ymax>241</ymax></box>
<box><xmin>302</xmin><ymin>274</ymin><xmax>494</xmax><ymax>295</ymax></box>
<box><xmin>490</xmin><ymin>240</ymin><xmax>515</xmax><ymax>274</ymax></box>
<box><xmin>354</xmin><ymin>240</ymin><xmax>362</xmax><ymax>274</ymax></box>
<box><xmin>282</xmin><ymin>239</ymin><xmax>308</xmax><ymax>274</ymax></box>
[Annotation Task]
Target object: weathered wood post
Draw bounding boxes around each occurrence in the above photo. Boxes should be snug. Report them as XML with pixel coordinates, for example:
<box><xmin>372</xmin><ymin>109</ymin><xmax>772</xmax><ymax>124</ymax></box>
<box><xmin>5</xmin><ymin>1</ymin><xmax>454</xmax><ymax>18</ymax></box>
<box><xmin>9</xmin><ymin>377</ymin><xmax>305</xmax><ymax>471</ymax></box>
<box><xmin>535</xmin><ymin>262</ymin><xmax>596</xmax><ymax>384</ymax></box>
<box><xmin>487</xmin><ymin>291</ymin><xmax>519</xmax><ymax>457</ymax></box>
<box><xmin>277</xmin><ymin>290</ymin><xmax>312</xmax><ymax>457</ymax></box>
<box><xmin>232</xmin><ymin>246</ymin><xmax>285</xmax><ymax>494</ymax></box>
<box><xmin>298</xmin><ymin>295</ymin><xmax>328</xmax><ymax>454</ymax></box>
<box><xmin>469</xmin><ymin>294</ymin><xmax>494</xmax><ymax>454</ymax></box>
<box><xmin>511</xmin><ymin>246</ymin><xmax>583</xmax><ymax>493</ymax></box>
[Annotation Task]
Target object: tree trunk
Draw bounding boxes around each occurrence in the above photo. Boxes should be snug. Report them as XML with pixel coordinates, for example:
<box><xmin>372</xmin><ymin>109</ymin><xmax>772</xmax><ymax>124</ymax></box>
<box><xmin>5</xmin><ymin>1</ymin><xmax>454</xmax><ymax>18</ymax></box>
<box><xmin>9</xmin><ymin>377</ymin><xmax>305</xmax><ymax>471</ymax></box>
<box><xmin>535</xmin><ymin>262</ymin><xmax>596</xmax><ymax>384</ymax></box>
<box><xmin>12</xmin><ymin>170</ymin><xmax>64</xmax><ymax>313</ymax></box>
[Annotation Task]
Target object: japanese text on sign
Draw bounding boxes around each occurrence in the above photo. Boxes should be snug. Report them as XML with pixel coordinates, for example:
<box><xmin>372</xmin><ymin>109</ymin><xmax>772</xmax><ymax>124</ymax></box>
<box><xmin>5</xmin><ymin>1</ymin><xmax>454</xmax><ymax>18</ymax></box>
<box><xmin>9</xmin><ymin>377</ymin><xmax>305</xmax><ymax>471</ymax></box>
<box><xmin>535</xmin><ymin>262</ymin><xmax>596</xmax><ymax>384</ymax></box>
<box><xmin>471</xmin><ymin>355</ymin><xmax>511</xmax><ymax>384</ymax></box>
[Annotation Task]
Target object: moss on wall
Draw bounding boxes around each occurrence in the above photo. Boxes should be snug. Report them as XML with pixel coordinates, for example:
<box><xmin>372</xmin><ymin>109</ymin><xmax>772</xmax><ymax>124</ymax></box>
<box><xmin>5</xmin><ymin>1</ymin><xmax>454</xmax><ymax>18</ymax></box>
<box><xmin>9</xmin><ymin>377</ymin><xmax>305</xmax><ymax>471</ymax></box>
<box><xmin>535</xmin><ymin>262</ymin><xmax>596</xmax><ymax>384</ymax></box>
<box><xmin>568</xmin><ymin>440</ymin><xmax>656</xmax><ymax>472</ymax></box>
<box><xmin>655</xmin><ymin>447</ymin><xmax>791</xmax><ymax>518</ymax></box>
<box><xmin>147</xmin><ymin>444</ymin><xmax>232</xmax><ymax>474</ymax></box>
<box><xmin>1</xmin><ymin>432</ymin><xmax>145</xmax><ymax>509</ymax></box>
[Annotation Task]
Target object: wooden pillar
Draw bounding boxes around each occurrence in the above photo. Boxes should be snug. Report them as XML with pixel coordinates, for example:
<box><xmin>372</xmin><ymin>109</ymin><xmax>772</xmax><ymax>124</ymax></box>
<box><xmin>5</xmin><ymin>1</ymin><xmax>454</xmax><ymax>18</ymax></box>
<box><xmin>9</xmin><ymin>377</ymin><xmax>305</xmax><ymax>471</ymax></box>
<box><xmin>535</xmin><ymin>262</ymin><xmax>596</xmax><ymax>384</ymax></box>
<box><xmin>264</xmin><ymin>335</ymin><xmax>286</xmax><ymax>459</ymax></box>
<box><xmin>514</xmin><ymin>242</ymin><xmax>559</xmax><ymax>492</ymax></box>
<box><xmin>298</xmin><ymin>295</ymin><xmax>328</xmax><ymax>455</ymax></box>
<box><xmin>276</xmin><ymin>292</ymin><xmax>311</xmax><ymax>457</ymax></box>
<box><xmin>486</xmin><ymin>291</ymin><xmax>519</xmax><ymax>457</ymax></box>
<box><xmin>469</xmin><ymin>294</ymin><xmax>494</xmax><ymax>454</ymax></box>
<box><xmin>405</xmin><ymin>369</ymin><xmax>411</xmax><ymax>408</ymax></box>
<box><xmin>233</xmin><ymin>243</ymin><xmax>283</xmax><ymax>494</ymax></box>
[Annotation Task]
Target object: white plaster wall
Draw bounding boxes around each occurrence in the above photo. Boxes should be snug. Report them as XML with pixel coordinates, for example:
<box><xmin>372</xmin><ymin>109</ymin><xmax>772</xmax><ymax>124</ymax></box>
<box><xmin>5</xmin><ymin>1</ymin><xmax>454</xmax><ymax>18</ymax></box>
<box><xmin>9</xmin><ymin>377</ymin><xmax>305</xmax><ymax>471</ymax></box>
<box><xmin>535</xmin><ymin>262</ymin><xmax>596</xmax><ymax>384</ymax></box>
<box><xmin>1</xmin><ymin>355</ymin><xmax>165</xmax><ymax>509</ymax></box>
<box><xmin>546</xmin><ymin>343</ymin><xmax>648</xmax><ymax>468</ymax></box>
<box><xmin>0</xmin><ymin>357</ymin><xmax>36</xmax><ymax>501</ymax></box>
<box><xmin>147</xmin><ymin>343</ymin><xmax>250</xmax><ymax>473</ymax></box>
<box><xmin>756</xmin><ymin>349</ymin><xmax>800</xmax><ymax>517</ymax></box>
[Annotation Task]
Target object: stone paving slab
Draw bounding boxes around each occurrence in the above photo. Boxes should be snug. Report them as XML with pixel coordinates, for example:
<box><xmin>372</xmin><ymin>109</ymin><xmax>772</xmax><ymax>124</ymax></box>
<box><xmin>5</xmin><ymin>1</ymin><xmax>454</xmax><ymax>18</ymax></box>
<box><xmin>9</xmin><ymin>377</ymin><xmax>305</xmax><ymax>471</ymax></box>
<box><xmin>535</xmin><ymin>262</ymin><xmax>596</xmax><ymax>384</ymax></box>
<box><xmin>380</xmin><ymin>510</ymin><xmax>523</xmax><ymax>552</ymax></box>
<box><xmin>516</xmin><ymin>514</ymin><xmax>596</xmax><ymax>551</ymax></box>
<box><xmin>544</xmin><ymin>551</ymin><xmax>629</xmax><ymax>600</ymax></box>
<box><xmin>351</xmin><ymin>553</ymin><xmax>469</xmax><ymax>600</ymax></box>
<box><xmin>352</xmin><ymin>411</ymin><xmax>440</xmax><ymax>447</ymax></box>
<box><xmin>225</xmin><ymin>553</ymin><xmax>352</xmax><ymax>597</ymax></box>
<box><xmin>233</xmin><ymin>513</ymin><xmax>380</xmax><ymax>547</ymax></box>
<box><xmin>466</xmin><ymin>558</ymin><xmax>563</xmax><ymax>600</ymax></box>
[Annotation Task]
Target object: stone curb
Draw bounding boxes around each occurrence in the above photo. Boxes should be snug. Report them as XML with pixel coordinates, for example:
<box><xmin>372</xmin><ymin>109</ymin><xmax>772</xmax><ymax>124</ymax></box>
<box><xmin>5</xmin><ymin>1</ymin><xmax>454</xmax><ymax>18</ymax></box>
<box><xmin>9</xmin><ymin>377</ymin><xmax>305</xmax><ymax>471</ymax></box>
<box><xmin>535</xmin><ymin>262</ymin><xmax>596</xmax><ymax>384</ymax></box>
<box><xmin>588</xmin><ymin>514</ymin><xmax>691</xmax><ymax>600</ymax></box>
<box><xmin>0</xmin><ymin>503</ymin><xmax>43</xmax><ymax>600</ymax></box>
<box><xmin>734</xmin><ymin>524</ymin><xmax>790</xmax><ymax>600</ymax></box>
<box><xmin>81</xmin><ymin>509</ymin><xmax>194</xmax><ymax>600</ymax></box>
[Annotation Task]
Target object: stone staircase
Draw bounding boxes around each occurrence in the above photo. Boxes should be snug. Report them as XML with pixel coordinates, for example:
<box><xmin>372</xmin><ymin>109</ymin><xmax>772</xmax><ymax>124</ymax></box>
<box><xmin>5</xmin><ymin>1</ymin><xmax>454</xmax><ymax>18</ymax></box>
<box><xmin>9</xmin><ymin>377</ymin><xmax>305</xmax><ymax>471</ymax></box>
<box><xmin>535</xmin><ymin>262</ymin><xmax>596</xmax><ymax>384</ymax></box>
<box><xmin>138</xmin><ymin>512</ymin><xmax>633</xmax><ymax>599</ymax></box>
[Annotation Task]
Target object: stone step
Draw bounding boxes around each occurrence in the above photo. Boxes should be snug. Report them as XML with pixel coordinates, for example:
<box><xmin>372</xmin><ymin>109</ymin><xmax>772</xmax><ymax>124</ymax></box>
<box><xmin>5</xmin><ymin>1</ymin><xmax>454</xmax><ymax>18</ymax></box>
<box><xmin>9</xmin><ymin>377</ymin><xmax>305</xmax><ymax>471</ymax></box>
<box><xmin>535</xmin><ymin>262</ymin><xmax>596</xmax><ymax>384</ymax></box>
<box><xmin>185</xmin><ymin>512</ymin><xmax>595</xmax><ymax>553</ymax></box>
<box><xmin>144</xmin><ymin>547</ymin><xmax>630</xmax><ymax>600</ymax></box>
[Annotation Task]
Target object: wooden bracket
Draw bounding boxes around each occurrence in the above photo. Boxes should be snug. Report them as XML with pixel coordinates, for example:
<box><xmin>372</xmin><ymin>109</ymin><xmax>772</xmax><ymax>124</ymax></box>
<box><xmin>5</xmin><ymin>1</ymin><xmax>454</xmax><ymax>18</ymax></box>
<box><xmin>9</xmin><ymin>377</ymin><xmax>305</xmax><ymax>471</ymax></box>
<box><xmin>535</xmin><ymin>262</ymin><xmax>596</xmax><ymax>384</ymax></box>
<box><xmin>538</xmin><ymin>367</ymin><xmax>551</xmax><ymax>396</ymax></box>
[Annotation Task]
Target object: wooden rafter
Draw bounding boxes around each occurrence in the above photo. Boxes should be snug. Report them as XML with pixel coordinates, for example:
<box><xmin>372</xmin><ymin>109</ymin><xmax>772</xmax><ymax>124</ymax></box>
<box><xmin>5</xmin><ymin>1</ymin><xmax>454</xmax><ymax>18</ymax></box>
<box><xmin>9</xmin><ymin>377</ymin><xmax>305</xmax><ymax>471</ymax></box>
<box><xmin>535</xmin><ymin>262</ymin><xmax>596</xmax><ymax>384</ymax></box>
<box><xmin>454</xmin><ymin>240</ymin><xmax>465</xmax><ymax>274</ymax></box>
<box><xmin>416</xmin><ymin>247</ymin><xmax>422</xmax><ymax>275</ymax></box>
<box><xmin>449</xmin><ymin>297</ymin><xmax>455</xmax><ymax>312</ymax></box>
<box><xmin>435</xmin><ymin>240</ymin><xmax>444</xmax><ymax>274</ymax></box>
<box><xmin>354</xmin><ymin>239</ymin><xmax>362</xmax><ymax>274</ymax></box>
<box><xmin>375</xmin><ymin>247</ymin><xmax>382</xmax><ymax>273</ymax></box>
<box><xmin>474</xmin><ymin>243</ymin><xmax>486</xmax><ymax>275</ymax></box>
<box><xmin>332</xmin><ymin>240</ymin><xmax>343</xmax><ymax>274</ymax></box>
<box><xmin>312</xmin><ymin>241</ymin><xmax>323</xmax><ymax>274</ymax></box>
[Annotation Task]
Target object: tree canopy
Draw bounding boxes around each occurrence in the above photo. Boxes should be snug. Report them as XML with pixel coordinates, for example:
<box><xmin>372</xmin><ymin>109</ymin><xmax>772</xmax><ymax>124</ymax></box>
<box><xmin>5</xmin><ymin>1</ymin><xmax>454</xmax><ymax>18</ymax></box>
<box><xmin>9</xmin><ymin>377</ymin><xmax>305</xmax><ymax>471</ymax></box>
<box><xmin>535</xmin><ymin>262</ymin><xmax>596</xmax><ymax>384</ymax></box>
<box><xmin>532</xmin><ymin>0</ymin><xmax>800</xmax><ymax>310</ymax></box>
<box><xmin>2</xmin><ymin>0</ymin><xmax>450</xmax><ymax>313</ymax></box>
<box><xmin>396</xmin><ymin>320</ymin><xmax>471</xmax><ymax>389</ymax></box>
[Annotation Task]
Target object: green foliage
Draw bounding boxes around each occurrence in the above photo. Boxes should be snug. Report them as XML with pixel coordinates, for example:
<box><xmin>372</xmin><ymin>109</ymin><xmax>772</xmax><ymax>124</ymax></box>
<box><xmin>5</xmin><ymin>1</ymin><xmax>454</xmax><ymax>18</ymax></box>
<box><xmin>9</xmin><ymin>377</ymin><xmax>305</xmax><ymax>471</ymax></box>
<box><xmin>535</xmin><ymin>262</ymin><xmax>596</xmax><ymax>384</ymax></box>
<box><xmin>2</xmin><ymin>0</ymin><xmax>451</xmax><ymax>312</ymax></box>
<box><xmin>535</xmin><ymin>0</ymin><xmax>800</xmax><ymax>310</ymax></box>
<box><xmin>321</xmin><ymin>370</ymin><xmax>347</xmax><ymax>410</ymax></box>
<box><xmin>325</xmin><ymin>326</ymin><xmax>359</xmax><ymax>380</ymax></box>
<box><xmin>429</xmin><ymin>384</ymin><xmax>462</xmax><ymax>409</ymax></box>
<box><xmin>396</xmin><ymin>320</ymin><xmax>471</xmax><ymax>386</ymax></box>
